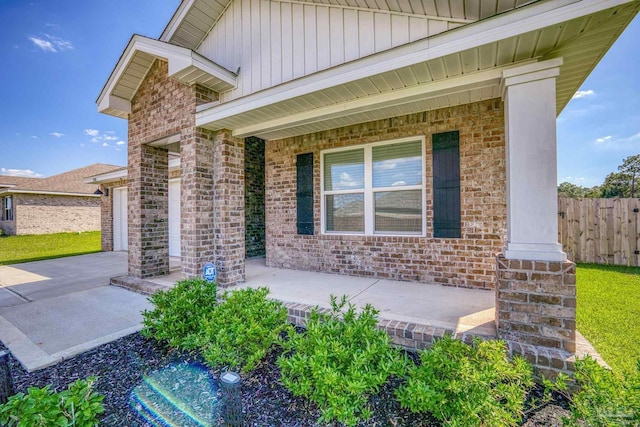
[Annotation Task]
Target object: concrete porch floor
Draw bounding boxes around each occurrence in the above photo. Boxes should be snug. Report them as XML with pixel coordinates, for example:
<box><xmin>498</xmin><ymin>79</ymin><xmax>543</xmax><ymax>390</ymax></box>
<box><xmin>125</xmin><ymin>255</ymin><xmax>604</xmax><ymax>363</ymax></box>
<box><xmin>237</xmin><ymin>257</ymin><xmax>496</xmax><ymax>338</ymax></box>
<box><xmin>132</xmin><ymin>257</ymin><xmax>497</xmax><ymax>349</ymax></box>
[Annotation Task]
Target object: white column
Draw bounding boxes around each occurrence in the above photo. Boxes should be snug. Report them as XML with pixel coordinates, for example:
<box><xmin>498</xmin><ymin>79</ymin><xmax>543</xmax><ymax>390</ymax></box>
<box><xmin>501</xmin><ymin>58</ymin><xmax>566</xmax><ymax>262</ymax></box>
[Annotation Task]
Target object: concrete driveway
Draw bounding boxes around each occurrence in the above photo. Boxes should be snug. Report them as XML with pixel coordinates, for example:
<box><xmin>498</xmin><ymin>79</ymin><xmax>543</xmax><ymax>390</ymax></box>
<box><xmin>0</xmin><ymin>252</ymin><xmax>152</xmax><ymax>371</ymax></box>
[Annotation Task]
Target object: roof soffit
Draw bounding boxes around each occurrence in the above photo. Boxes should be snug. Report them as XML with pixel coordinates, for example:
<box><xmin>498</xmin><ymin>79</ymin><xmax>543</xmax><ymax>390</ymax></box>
<box><xmin>97</xmin><ymin>35</ymin><xmax>236</xmax><ymax>118</ymax></box>
<box><xmin>195</xmin><ymin>0</ymin><xmax>639</xmax><ymax>139</ymax></box>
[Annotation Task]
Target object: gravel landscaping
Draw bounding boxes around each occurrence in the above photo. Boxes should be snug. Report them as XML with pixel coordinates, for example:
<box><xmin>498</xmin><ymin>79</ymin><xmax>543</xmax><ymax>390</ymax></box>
<box><xmin>0</xmin><ymin>333</ymin><xmax>570</xmax><ymax>426</ymax></box>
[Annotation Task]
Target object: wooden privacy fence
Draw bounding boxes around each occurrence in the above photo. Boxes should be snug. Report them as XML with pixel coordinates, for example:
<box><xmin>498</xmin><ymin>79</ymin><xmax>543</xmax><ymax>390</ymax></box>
<box><xmin>558</xmin><ymin>197</ymin><xmax>640</xmax><ymax>266</ymax></box>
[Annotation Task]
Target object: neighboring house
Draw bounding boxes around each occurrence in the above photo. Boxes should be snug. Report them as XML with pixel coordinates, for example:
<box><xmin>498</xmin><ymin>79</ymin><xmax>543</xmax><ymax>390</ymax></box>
<box><xmin>94</xmin><ymin>0</ymin><xmax>639</xmax><ymax>376</ymax></box>
<box><xmin>0</xmin><ymin>164</ymin><xmax>121</xmax><ymax>236</ymax></box>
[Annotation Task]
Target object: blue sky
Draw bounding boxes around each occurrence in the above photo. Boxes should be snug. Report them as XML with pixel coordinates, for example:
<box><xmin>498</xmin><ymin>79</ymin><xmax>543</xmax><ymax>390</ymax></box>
<box><xmin>0</xmin><ymin>1</ymin><xmax>638</xmax><ymax>188</ymax></box>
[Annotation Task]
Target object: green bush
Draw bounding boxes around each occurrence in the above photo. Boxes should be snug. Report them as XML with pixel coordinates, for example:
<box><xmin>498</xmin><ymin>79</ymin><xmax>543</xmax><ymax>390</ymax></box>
<box><xmin>0</xmin><ymin>377</ymin><xmax>104</xmax><ymax>427</ymax></box>
<box><xmin>396</xmin><ymin>336</ymin><xmax>533</xmax><ymax>427</ymax></box>
<box><xmin>558</xmin><ymin>356</ymin><xmax>640</xmax><ymax>426</ymax></box>
<box><xmin>278</xmin><ymin>296</ymin><xmax>407</xmax><ymax>427</ymax></box>
<box><xmin>141</xmin><ymin>278</ymin><xmax>217</xmax><ymax>349</ymax></box>
<box><xmin>197</xmin><ymin>287</ymin><xmax>289</xmax><ymax>373</ymax></box>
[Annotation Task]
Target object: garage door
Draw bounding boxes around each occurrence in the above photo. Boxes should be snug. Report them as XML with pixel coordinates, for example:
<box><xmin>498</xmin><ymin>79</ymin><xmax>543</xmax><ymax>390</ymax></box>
<box><xmin>113</xmin><ymin>187</ymin><xmax>128</xmax><ymax>251</ymax></box>
<box><xmin>168</xmin><ymin>179</ymin><xmax>181</xmax><ymax>257</ymax></box>
<box><xmin>112</xmin><ymin>182</ymin><xmax>180</xmax><ymax>256</ymax></box>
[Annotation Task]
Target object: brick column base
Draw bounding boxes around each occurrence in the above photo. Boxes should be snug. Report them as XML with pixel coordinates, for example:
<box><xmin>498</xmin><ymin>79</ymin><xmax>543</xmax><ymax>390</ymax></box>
<box><xmin>496</xmin><ymin>254</ymin><xmax>576</xmax><ymax>379</ymax></box>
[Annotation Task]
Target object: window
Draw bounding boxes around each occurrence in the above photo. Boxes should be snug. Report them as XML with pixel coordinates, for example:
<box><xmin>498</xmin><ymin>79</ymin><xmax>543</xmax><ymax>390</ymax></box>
<box><xmin>321</xmin><ymin>137</ymin><xmax>425</xmax><ymax>235</ymax></box>
<box><xmin>2</xmin><ymin>196</ymin><xmax>13</xmax><ymax>221</ymax></box>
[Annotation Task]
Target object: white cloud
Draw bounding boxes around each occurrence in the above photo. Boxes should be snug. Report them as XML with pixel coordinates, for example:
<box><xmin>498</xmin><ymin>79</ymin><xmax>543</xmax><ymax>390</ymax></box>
<box><xmin>595</xmin><ymin>136</ymin><xmax>612</xmax><ymax>144</ymax></box>
<box><xmin>103</xmin><ymin>135</ymin><xmax>117</xmax><ymax>141</ymax></box>
<box><xmin>80</xmin><ymin>143</ymin><xmax>85</xmax><ymax>147</ymax></box>
<box><xmin>572</xmin><ymin>89</ymin><xmax>595</xmax><ymax>99</ymax></box>
<box><xmin>116</xmin><ymin>140</ymin><xmax>125</xmax><ymax>146</ymax></box>
<box><xmin>50</xmin><ymin>132</ymin><xmax>64</xmax><ymax>138</ymax></box>
<box><xmin>84</xmin><ymin>129</ymin><xmax>100</xmax><ymax>137</ymax></box>
<box><xmin>392</xmin><ymin>180</ymin><xmax>407</xmax><ymax>187</ymax></box>
<box><xmin>102</xmin><ymin>142</ymin><xmax>109</xmax><ymax>147</ymax></box>
<box><xmin>28</xmin><ymin>34</ymin><xmax>73</xmax><ymax>53</ymax></box>
<box><xmin>0</xmin><ymin>168</ymin><xmax>43</xmax><ymax>178</ymax></box>
<box><xmin>31</xmin><ymin>135</ymin><xmax>38</xmax><ymax>139</ymax></box>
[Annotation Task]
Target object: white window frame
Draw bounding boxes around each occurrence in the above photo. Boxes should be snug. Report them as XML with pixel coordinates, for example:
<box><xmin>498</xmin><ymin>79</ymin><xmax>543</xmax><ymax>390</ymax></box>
<box><xmin>320</xmin><ymin>136</ymin><xmax>426</xmax><ymax>237</ymax></box>
<box><xmin>3</xmin><ymin>196</ymin><xmax>13</xmax><ymax>221</ymax></box>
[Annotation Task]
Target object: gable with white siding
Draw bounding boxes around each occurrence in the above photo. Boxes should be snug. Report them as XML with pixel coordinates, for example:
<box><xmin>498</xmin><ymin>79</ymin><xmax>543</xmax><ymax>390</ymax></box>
<box><xmin>198</xmin><ymin>0</ymin><xmax>470</xmax><ymax>101</ymax></box>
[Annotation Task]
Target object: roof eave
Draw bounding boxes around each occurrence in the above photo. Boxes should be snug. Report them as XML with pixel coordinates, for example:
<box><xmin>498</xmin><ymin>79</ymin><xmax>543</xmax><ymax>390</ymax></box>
<box><xmin>97</xmin><ymin>35</ymin><xmax>237</xmax><ymax>119</ymax></box>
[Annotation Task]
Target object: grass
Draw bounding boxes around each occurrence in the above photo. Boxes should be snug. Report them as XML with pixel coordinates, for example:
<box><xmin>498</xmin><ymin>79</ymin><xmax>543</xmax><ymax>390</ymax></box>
<box><xmin>0</xmin><ymin>231</ymin><xmax>101</xmax><ymax>265</ymax></box>
<box><xmin>577</xmin><ymin>263</ymin><xmax>640</xmax><ymax>375</ymax></box>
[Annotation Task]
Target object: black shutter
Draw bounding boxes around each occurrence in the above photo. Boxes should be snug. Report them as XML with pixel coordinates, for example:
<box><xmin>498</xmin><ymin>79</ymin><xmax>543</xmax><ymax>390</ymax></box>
<box><xmin>296</xmin><ymin>153</ymin><xmax>314</xmax><ymax>235</ymax></box>
<box><xmin>432</xmin><ymin>131</ymin><xmax>461</xmax><ymax>238</ymax></box>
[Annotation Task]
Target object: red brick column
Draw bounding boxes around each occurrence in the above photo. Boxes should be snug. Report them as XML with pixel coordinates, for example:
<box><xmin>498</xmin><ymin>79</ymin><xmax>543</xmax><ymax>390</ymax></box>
<box><xmin>213</xmin><ymin>130</ymin><xmax>245</xmax><ymax>286</ymax></box>
<box><xmin>496</xmin><ymin>254</ymin><xmax>576</xmax><ymax>378</ymax></box>
<box><xmin>127</xmin><ymin>144</ymin><xmax>169</xmax><ymax>278</ymax></box>
<box><xmin>181</xmin><ymin>127</ymin><xmax>215</xmax><ymax>277</ymax></box>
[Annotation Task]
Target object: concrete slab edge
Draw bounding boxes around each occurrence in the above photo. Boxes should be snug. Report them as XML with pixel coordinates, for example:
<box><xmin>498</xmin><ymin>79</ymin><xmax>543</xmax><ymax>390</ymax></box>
<box><xmin>0</xmin><ymin>315</ymin><xmax>56</xmax><ymax>372</ymax></box>
<box><xmin>47</xmin><ymin>324</ymin><xmax>144</xmax><ymax>369</ymax></box>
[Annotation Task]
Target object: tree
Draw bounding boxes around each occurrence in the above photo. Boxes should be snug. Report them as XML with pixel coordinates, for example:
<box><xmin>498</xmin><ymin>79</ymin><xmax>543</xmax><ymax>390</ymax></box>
<box><xmin>558</xmin><ymin>182</ymin><xmax>588</xmax><ymax>198</ymax></box>
<box><xmin>599</xmin><ymin>172</ymin><xmax>630</xmax><ymax>198</ymax></box>
<box><xmin>618</xmin><ymin>154</ymin><xmax>640</xmax><ymax>198</ymax></box>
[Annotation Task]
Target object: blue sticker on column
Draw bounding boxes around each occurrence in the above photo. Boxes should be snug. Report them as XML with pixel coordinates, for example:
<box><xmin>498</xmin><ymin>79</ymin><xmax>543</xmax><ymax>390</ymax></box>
<box><xmin>203</xmin><ymin>262</ymin><xmax>217</xmax><ymax>282</ymax></box>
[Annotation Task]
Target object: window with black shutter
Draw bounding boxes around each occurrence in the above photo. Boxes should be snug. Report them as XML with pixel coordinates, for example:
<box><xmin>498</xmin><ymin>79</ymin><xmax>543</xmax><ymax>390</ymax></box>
<box><xmin>296</xmin><ymin>153</ymin><xmax>314</xmax><ymax>235</ymax></box>
<box><xmin>432</xmin><ymin>131</ymin><xmax>461</xmax><ymax>238</ymax></box>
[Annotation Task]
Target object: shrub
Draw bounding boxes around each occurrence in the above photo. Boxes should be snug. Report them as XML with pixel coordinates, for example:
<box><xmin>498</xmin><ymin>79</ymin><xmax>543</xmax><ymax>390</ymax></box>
<box><xmin>141</xmin><ymin>278</ymin><xmax>217</xmax><ymax>349</ymax></box>
<box><xmin>396</xmin><ymin>336</ymin><xmax>534</xmax><ymax>427</ymax></box>
<box><xmin>0</xmin><ymin>377</ymin><xmax>104</xmax><ymax>427</ymax></box>
<box><xmin>556</xmin><ymin>356</ymin><xmax>640</xmax><ymax>426</ymax></box>
<box><xmin>197</xmin><ymin>287</ymin><xmax>289</xmax><ymax>373</ymax></box>
<box><xmin>278</xmin><ymin>296</ymin><xmax>407</xmax><ymax>427</ymax></box>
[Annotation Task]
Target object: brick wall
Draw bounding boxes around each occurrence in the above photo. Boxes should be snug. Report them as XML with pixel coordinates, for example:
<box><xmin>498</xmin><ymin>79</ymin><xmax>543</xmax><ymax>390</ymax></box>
<box><xmin>213</xmin><ymin>130</ymin><xmax>245</xmax><ymax>285</ymax></box>
<box><xmin>245</xmin><ymin>137</ymin><xmax>266</xmax><ymax>257</ymax></box>
<box><xmin>265</xmin><ymin>98</ymin><xmax>506</xmax><ymax>288</ymax></box>
<box><xmin>496</xmin><ymin>254</ymin><xmax>577</xmax><ymax>378</ymax></box>
<box><xmin>12</xmin><ymin>194</ymin><xmax>100</xmax><ymax>235</ymax></box>
<box><xmin>128</xmin><ymin>59</ymin><xmax>193</xmax><ymax>278</ymax></box>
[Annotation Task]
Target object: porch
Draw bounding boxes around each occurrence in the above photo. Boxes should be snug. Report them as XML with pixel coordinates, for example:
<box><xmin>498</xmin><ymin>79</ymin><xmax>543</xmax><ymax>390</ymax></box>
<box><xmin>116</xmin><ymin>256</ymin><xmax>497</xmax><ymax>350</ymax></box>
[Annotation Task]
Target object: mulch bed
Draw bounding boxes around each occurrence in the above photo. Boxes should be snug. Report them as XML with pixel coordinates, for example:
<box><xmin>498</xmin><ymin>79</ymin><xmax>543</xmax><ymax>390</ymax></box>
<box><xmin>0</xmin><ymin>333</ymin><xmax>570</xmax><ymax>426</ymax></box>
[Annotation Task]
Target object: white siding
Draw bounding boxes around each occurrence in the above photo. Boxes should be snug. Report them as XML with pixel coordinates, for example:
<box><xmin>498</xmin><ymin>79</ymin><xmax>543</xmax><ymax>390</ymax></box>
<box><xmin>199</xmin><ymin>0</ymin><xmax>465</xmax><ymax>102</ymax></box>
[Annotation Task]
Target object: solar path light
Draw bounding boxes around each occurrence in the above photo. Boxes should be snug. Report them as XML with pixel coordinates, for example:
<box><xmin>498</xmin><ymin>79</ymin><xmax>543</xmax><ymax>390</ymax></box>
<box><xmin>220</xmin><ymin>371</ymin><xmax>242</xmax><ymax>426</ymax></box>
<box><xmin>0</xmin><ymin>351</ymin><xmax>14</xmax><ymax>404</ymax></box>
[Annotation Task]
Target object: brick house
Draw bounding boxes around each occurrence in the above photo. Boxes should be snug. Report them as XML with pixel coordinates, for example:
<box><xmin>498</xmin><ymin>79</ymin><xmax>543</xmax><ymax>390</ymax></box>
<box><xmin>0</xmin><ymin>164</ymin><xmax>121</xmax><ymax>236</ymax></box>
<box><xmin>95</xmin><ymin>0</ymin><xmax>639</xmax><ymax>374</ymax></box>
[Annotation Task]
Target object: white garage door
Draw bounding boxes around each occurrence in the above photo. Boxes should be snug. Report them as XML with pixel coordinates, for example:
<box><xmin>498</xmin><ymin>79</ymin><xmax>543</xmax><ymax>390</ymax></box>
<box><xmin>112</xmin><ymin>182</ymin><xmax>180</xmax><ymax>256</ymax></box>
<box><xmin>168</xmin><ymin>179</ymin><xmax>181</xmax><ymax>257</ymax></box>
<box><xmin>113</xmin><ymin>187</ymin><xmax>128</xmax><ymax>251</ymax></box>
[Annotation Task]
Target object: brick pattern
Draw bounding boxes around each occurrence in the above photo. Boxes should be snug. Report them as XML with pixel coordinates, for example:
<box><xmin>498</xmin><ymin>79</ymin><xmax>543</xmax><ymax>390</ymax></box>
<box><xmin>9</xmin><ymin>194</ymin><xmax>100</xmax><ymax>236</ymax></box>
<box><xmin>213</xmin><ymin>131</ymin><xmax>246</xmax><ymax>285</ymax></box>
<box><xmin>181</xmin><ymin>126</ymin><xmax>216</xmax><ymax>278</ymax></box>
<box><xmin>245</xmin><ymin>137</ymin><xmax>266</xmax><ymax>257</ymax></box>
<box><xmin>265</xmin><ymin>99</ymin><xmax>506</xmax><ymax>288</ymax></box>
<box><xmin>284</xmin><ymin>302</ymin><xmax>494</xmax><ymax>350</ymax></box>
<box><xmin>127</xmin><ymin>60</ymin><xmax>228</xmax><ymax>279</ymax></box>
<box><xmin>496</xmin><ymin>254</ymin><xmax>576</xmax><ymax>378</ymax></box>
<box><xmin>495</xmin><ymin>255</ymin><xmax>576</xmax><ymax>352</ymax></box>
<box><xmin>127</xmin><ymin>144</ymin><xmax>169</xmax><ymax>278</ymax></box>
<box><xmin>100</xmin><ymin>179</ymin><xmax>127</xmax><ymax>251</ymax></box>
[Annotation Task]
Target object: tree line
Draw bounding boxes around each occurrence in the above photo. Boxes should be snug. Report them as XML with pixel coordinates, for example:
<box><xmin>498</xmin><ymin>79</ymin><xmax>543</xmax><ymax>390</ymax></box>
<box><xmin>558</xmin><ymin>154</ymin><xmax>640</xmax><ymax>198</ymax></box>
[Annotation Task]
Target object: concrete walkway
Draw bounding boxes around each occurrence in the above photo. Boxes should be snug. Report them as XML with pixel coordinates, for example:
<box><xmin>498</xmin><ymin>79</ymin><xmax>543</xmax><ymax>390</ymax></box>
<box><xmin>0</xmin><ymin>252</ymin><xmax>150</xmax><ymax>371</ymax></box>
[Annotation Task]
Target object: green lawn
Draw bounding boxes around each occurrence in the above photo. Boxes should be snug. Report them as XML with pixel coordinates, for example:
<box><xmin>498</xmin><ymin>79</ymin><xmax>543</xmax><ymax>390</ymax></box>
<box><xmin>577</xmin><ymin>263</ymin><xmax>640</xmax><ymax>375</ymax></box>
<box><xmin>0</xmin><ymin>231</ymin><xmax>101</xmax><ymax>265</ymax></box>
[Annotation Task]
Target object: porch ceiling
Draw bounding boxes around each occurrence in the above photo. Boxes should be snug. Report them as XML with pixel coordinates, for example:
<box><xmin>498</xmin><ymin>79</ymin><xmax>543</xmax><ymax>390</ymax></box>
<box><xmin>195</xmin><ymin>0</ymin><xmax>639</xmax><ymax>141</ymax></box>
<box><xmin>97</xmin><ymin>35</ymin><xmax>237</xmax><ymax>119</ymax></box>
